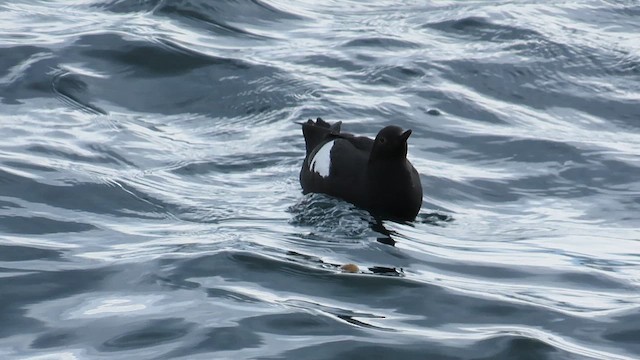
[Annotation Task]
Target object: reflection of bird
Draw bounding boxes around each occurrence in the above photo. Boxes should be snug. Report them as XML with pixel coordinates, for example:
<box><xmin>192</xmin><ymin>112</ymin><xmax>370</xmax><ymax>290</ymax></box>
<box><xmin>299</xmin><ymin>118</ymin><xmax>422</xmax><ymax>221</ymax></box>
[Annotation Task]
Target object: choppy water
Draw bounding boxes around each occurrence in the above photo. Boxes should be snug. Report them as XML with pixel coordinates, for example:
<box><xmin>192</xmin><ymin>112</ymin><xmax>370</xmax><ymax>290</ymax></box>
<box><xmin>1</xmin><ymin>1</ymin><xmax>639</xmax><ymax>359</ymax></box>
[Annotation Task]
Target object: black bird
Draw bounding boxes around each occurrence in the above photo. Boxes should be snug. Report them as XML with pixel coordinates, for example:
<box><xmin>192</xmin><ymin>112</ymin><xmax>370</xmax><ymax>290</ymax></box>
<box><xmin>299</xmin><ymin>118</ymin><xmax>423</xmax><ymax>221</ymax></box>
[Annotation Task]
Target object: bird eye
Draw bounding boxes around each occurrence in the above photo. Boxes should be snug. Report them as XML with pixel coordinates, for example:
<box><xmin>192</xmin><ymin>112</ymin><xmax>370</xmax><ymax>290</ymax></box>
<box><xmin>379</xmin><ymin>137</ymin><xmax>386</xmax><ymax>144</ymax></box>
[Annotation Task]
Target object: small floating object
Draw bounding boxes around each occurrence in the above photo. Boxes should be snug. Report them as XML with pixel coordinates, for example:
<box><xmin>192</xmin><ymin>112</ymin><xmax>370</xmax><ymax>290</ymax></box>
<box><xmin>340</xmin><ymin>263</ymin><xmax>359</xmax><ymax>273</ymax></box>
<box><xmin>426</xmin><ymin>108</ymin><xmax>441</xmax><ymax>116</ymax></box>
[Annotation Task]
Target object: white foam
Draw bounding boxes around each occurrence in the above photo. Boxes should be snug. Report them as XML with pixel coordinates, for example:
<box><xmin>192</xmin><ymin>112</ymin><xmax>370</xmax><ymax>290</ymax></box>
<box><xmin>310</xmin><ymin>140</ymin><xmax>334</xmax><ymax>177</ymax></box>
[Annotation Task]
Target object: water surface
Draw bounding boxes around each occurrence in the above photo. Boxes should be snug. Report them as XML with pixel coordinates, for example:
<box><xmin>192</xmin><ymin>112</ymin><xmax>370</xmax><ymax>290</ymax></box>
<box><xmin>1</xmin><ymin>1</ymin><xmax>639</xmax><ymax>359</ymax></box>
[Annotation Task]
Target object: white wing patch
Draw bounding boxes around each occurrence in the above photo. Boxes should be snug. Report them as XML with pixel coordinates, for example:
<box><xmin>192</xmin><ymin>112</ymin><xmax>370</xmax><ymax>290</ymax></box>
<box><xmin>310</xmin><ymin>140</ymin><xmax>334</xmax><ymax>178</ymax></box>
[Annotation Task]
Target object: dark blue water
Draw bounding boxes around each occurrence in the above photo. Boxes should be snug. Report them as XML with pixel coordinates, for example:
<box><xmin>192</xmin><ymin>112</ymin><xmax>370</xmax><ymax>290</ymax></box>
<box><xmin>1</xmin><ymin>1</ymin><xmax>639</xmax><ymax>359</ymax></box>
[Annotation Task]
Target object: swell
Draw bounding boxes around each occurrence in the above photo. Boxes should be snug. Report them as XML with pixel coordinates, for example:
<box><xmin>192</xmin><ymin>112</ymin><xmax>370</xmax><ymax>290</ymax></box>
<box><xmin>1</xmin><ymin>1</ymin><xmax>639</xmax><ymax>359</ymax></box>
<box><xmin>97</xmin><ymin>0</ymin><xmax>303</xmax><ymax>38</ymax></box>
<box><xmin>419</xmin><ymin>15</ymin><xmax>640</xmax><ymax>130</ymax></box>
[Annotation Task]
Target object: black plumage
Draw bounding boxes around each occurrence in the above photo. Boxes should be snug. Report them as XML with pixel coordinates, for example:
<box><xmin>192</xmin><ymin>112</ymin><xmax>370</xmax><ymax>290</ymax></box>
<box><xmin>299</xmin><ymin>118</ymin><xmax>423</xmax><ymax>221</ymax></box>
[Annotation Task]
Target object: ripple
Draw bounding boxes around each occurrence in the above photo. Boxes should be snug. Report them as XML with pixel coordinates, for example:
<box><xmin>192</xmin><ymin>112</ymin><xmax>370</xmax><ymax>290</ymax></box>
<box><xmin>168</xmin><ymin>326</ymin><xmax>262</xmax><ymax>357</ymax></box>
<box><xmin>101</xmin><ymin>319</ymin><xmax>191</xmax><ymax>351</ymax></box>
<box><xmin>79</xmin><ymin>34</ymin><xmax>249</xmax><ymax>77</ymax></box>
<box><xmin>51</xmin><ymin>69</ymin><xmax>107</xmax><ymax>115</ymax></box>
<box><xmin>0</xmin><ymin>216</ymin><xmax>96</xmax><ymax>235</ymax></box>
<box><xmin>1</xmin><ymin>1</ymin><xmax>639</xmax><ymax>359</ymax></box>
<box><xmin>423</xmin><ymin>16</ymin><xmax>543</xmax><ymax>43</ymax></box>
<box><xmin>342</xmin><ymin>37</ymin><xmax>419</xmax><ymax>49</ymax></box>
<box><xmin>92</xmin><ymin>0</ymin><xmax>162</xmax><ymax>13</ymax></box>
<box><xmin>0</xmin><ymin>245</ymin><xmax>63</xmax><ymax>262</ymax></box>
<box><xmin>289</xmin><ymin>193</ymin><xmax>375</xmax><ymax>239</ymax></box>
<box><xmin>0</xmin><ymin>168</ymin><xmax>170</xmax><ymax>219</ymax></box>
<box><xmin>155</xmin><ymin>4</ymin><xmax>267</xmax><ymax>39</ymax></box>
<box><xmin>31</xmin><ymin>330</ymin><xmax>77</xmax><ymax>349</ymax></box>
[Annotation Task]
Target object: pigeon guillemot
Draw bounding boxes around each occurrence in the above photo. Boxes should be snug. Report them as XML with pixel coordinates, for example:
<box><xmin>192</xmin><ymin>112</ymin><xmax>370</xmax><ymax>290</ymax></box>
<box><xmin>299</xmin><ymin>118</ymin><xmax>423</xmax><ymax>221</ymax></box>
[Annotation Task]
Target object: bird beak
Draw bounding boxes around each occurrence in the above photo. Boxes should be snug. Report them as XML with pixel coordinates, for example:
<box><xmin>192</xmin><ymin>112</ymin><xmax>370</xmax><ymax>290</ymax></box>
<box><xmin>400</xmin><ymin>129</ymin><xmax>412</xmax><ymax>142</ymax></box>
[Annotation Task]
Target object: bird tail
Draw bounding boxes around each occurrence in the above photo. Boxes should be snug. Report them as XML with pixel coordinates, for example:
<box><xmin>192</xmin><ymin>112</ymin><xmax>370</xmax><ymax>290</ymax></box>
<box><xmin>299</xmin><ymin>117</ymin><xmax>342</xmax><ymax>156</ymax></box>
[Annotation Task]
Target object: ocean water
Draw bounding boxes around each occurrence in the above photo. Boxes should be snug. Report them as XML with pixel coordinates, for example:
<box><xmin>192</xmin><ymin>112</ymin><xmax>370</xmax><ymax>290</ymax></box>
<box><xmin>1</xmin><ymin>0</ymin><xmax>639</xmax><ymax>359</ymax></box>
